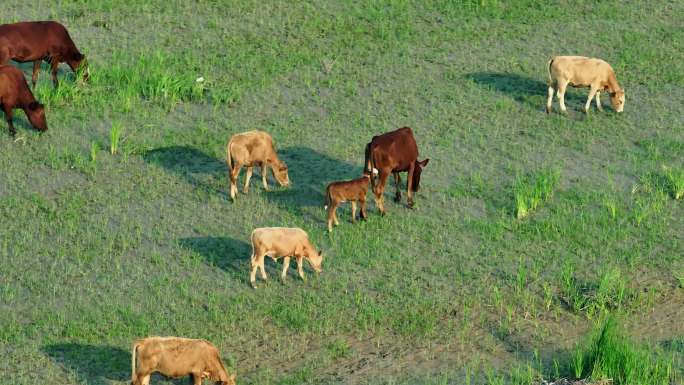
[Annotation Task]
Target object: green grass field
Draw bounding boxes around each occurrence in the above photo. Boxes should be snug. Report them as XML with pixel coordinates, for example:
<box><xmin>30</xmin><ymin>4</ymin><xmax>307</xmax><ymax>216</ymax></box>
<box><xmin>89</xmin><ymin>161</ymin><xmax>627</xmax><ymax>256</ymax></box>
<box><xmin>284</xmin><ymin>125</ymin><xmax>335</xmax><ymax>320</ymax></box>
<box><xmin>1</xmin><ymin>1</ymin><xmax>683</xmax><ymax>384</ymax></box>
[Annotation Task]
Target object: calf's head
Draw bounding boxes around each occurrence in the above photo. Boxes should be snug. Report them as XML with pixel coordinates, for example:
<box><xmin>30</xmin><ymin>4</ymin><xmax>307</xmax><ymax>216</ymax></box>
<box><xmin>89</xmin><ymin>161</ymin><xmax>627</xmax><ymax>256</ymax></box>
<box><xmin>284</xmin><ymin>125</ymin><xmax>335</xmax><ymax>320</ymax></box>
<box><xmin>610</xmin><ymin>89</ymin><xmax>625</xmax><ymax>112</ymax></box>
<box><xmin>411</xmin><ymin>158</ymin><xmax>430</xmax><ymax>192</ymax></box>
<box><xmin>68</xmin><ymin>52</ymin><xmax>90</xmax><ymax>82</ymax></box>
<box><xmin>273</xmin><ymin>162</ymin><xmax>290</xmax><ymax>187</ymax></box>
<box><xmin>307</xmin><ymin>250</ymin><xmax>324</xmax><ymax>273</ymax></box>
<box><xmin>26</xmin><ymin>102</ymin><xmax>48</xmax><ymax>131</ymax></box>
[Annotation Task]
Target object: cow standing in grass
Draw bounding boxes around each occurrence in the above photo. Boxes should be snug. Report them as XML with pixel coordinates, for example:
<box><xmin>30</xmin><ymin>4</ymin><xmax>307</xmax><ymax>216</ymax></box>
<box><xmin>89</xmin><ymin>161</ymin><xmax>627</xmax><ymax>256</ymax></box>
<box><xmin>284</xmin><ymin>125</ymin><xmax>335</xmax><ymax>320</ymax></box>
<box><xmin>131</xmin><ymin>337</ymin><xmax>236</xmax><ymax>385</ymax></box>
<box><xmin>364</xmin><ymin>127</ymin><xmax>429</xmax><ymax>214</ymax></box>
<box><xmin>324</xmin><ymin>173</ymin><xmax>371</xmax><ymax>232</ymax></box>
<box><xmin>226</xmin><ymin>130</ymin><xmax>290</xmax><ymax>201</ymax></box>
<box><xmin>546</xmin><ymin>56</ymin><xmax>625</xmax><ymax>114</ymax></box>
<box><xmin>0</xmin><ymin>21</ymin><xmax>89</xmax><ymax>88</ymax></box>
<box><xmin>249</xmin><ymin>227</ymin><xmax>323</xmax><ymax>288</ymax></box>
<box><xmin>0</xmin><ymin>65</ymin><xmax>47</xmax><ymax>136</ymax></box>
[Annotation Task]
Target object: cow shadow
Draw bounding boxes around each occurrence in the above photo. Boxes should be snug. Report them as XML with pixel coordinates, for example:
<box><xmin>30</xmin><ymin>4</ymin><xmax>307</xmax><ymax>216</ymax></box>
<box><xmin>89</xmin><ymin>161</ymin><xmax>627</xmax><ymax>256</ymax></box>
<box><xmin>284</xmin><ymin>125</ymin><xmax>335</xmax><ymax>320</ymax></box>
<box><xmin>42</xmin><ymin>343</ymin><xmax>131</xmax><ymax>385</ymax></box>
<box><xmin>263</xmin><ymin>146</ymin><xmax>363</xmax><ymax>219</ymax></box>
<box><xmin>143</xmin><ymin>145</ymin><xmax>226</xmax><ymax>197</ymax></box>
<box><xmin>179</xmin><ymin>236</ymin><xmax>251</xmax><ymax>277</ymax></box>
<box><xmin>466</xmin><ymin>72</ymin><xmax>586</xmax><ymax>110</ymax></box>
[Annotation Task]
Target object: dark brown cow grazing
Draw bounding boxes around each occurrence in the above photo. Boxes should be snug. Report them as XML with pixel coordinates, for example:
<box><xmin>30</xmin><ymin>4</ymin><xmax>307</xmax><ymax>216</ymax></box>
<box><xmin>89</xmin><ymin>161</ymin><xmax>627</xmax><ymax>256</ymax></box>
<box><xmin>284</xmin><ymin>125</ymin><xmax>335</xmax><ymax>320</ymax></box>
<box><xmin>0</xmin><ymin>21</ymin><xmax>89</xmax><ymax>88</ymax></box>
<box><xmin>131</xmin><ymin>337</ymin><xmax>236</xmax><ymax>385</ymax></box>
<box><xmin>364</xmin><ymin>127</ymin><xmax>429</xmax><ymax>214</ymax></box>
<box><xmin>324</xmin><ymin>173</ymin><xmax>370</xmax><ymax>232</ymax></box>
<box><xmin>0</xmin><ymin>65</ymin><xmax>47</xmax><ymax>136</ymax></box>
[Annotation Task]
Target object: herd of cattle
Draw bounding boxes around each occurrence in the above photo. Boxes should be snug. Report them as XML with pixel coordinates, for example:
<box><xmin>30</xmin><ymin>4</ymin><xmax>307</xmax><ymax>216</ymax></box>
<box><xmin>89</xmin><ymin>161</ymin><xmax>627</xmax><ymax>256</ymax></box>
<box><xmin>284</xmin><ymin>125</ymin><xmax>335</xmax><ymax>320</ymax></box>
<box><xmin>2</xmin><ymin>19</ymin><xmax>628</xmax><ymax>385</ymax></box>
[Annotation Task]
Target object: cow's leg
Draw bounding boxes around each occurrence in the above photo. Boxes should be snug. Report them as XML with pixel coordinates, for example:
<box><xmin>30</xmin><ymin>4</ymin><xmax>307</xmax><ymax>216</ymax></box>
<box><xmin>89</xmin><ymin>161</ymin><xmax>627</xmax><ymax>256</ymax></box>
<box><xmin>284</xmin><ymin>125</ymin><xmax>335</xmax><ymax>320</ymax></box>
<box><xmin>406</xmin><ymin>163</ymin><xmax>416</xmax><ymax>208</ymax></box>
<box><xmin>243</xmin><ymin>166</ymin><xmax>253</xmax><ymax>193</ymax></box>
<box><xmin>546</xmin><ymin>84</ymin><xmax>555</xmax><ymax>113</ymax></box>
<box><xmin>250</xmin><ymin>251</ymin><xmax>260</xmax><ymax>288</ymax></box>
<box><xmin>393</xmin><ymin>172</ymin><xmax>402</xmax><ymax>202</ymax></box>
<box><xmin>557</xmin><ymin>80</ymin><xmax>569</xmax><ymax>113</ymax></box>
<box><xmin>333</xmin><ymin>205</ymin><xmax>340</xmax><ymax>226</ymax></box>
<box><xmin>281</xmin><ymin>256</ymin><xmax>290</xmax><ymax>281</ymax></box>
<box><xmin>584</xmin><ymin>85</ymin><xmax>599</xmax><ymax>113</ymax></box>
<box><xmin>50</xmin><ymin>58</ymin><xmax>59</xmax><ymax>88</ymax></box>
<box><xmin>595</xmin><ymin>91</ymin><xmax>603</xmax><ymax>112</ymax></box>
<box><xmin>0</xmin><ymin>47</ymin><xmax>10</xmax><ymax>65</ymax></box>
<box><xmin>229</xmin><ymin>164</ymin><xmax>242</xmax><ymax>201</ymax></box>
<box><xmin>3</xmin><ymin>106</ymin><xmax>15</xmax><ymax>136</ymax></box>
<box><xmin>360</xmin><ymin>199</ymin><xmax>368</xmax><ymax>220</ymax></box>
<box><xmin>191</xmin><ymin>373</ymin><xmax>202</xmax><ymax>385</ymax></box>
<box><xmin>351</xmin><ymin>201</ymin><xmax>357</xmax><ymax>223</ymax></box>
<box><xmin>140</xmin><ymin>374</ymin><xmax>151</xmax><ymax>385</ymax></box>
<box><xmin>32</xmin><ymin>60</ymin><xmax>41</xmax><ymax>88</ymax></box>
<box><xmin>373</xmin><ymin>170</ymin><xmax>389</xmax><ymax>215</ymax></box>
<box><xmin>296</xmin><ymin>257</ymin><xmax>306</xmax><ymax>281</ymax></box>
<box><xmin>327</xmin><ymin>203</ymin><xmax>336</xmax><ymax>232</ymax></box>
<box><xmin>261</xmin><ymin>164</ymin><xmax>269</xmax><ymax>191</ymax></box>
<box><xmin>259</xmin><ymin>254</ymin><xmax>268</xmax><ymax>281</ymax></box>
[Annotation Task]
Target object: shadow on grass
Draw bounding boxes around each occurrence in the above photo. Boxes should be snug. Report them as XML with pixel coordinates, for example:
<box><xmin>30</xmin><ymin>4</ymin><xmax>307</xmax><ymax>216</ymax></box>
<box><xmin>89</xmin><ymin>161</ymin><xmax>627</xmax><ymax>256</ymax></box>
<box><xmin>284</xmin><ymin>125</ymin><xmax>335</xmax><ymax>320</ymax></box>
<box><xmin>143</xmin><ymin>145</ymin><xmax>226</xmax><ymax>197</ymax></box>
<box><xmin>179</xmin><ymin>236</ymin><xmax>251</xmax><ymax>275</ymax></box>
<box><xmin>263</xmin><ymin>146</ymin><xmax>362</xmax><ymax>219</ymax></box>
<box><xmin>466</xmin><ymin>72</ymin><xmax>586</xmax><ymax>111</ymax></box>
<box><xmin>42</xmin><ymin>343</ymin><xmax>130</xmax><ymax>385</ymax></box>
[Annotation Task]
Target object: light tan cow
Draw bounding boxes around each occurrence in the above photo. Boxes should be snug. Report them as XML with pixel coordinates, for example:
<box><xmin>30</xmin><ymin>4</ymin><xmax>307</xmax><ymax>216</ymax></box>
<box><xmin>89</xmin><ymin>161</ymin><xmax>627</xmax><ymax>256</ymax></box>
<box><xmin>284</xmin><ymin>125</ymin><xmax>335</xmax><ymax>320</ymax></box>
<box><xmin>226</xmin><ymin>130</ymin><xmax>290</xmax><ymax>201</ymax></box>
<box><xmin>130</xmin><ymin>337</ymin><xmax>236</xmax><ymax>385</ymax></box>
<box><xmin>249</xmin><ymin>227</ymin><xmax>323</xmax><ymax>288</ymax></box>
<box><xmin>546</xmin><ymin>56</ymin><xmax>625</xmax><ymax>114</ymax></box>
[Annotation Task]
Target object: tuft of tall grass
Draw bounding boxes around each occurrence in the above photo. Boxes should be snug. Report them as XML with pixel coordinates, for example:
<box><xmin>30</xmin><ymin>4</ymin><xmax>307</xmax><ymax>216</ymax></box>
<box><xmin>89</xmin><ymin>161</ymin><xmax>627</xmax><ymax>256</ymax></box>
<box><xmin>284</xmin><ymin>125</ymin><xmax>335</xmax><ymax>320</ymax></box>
<box><xmin>514</xmin><ymin>169</ymin><xmax>560</xmax><ymax>219</ymax></box>
<box><xmin>573</xmin><ymin>317</ymin><xmax>675</xmax><ymax>385</ymax></box>
<box><xmin>110</xmin><ymin>122</ymin><xmax>123</xmax><ymax>155</ymax></box>
<box><xmin>662</xmin><ymin>165</ymin><xmax>684</xmax><ymax>199</ymax></box>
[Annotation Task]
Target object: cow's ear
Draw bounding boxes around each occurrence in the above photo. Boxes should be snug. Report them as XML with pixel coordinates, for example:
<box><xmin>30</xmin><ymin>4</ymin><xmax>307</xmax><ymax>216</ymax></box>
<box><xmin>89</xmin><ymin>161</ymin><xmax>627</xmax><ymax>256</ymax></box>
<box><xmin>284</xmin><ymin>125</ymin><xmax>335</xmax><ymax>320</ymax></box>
<box><xmin>418</xmin><ymin>158</ymin><xmax>430</xmax><ymax>167</ymax></box>
<box><xmin>72</xmin><ymin>52</ymin><xmax>84</xmax><ymax>61</ymax></box>
<box><xmin>319</xmin><ymin>249</ymin><xmax>323</xmax><ymax>257</ymax></box>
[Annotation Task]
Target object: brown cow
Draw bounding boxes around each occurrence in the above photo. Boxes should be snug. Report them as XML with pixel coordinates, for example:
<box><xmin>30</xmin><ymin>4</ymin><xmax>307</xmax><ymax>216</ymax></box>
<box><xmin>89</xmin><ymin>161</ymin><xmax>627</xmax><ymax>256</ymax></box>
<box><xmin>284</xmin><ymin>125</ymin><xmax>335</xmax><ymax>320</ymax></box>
<box><xmin>131</xmin><ymin>337</ymin><xmax>236</xmax><ymax>385</ymax></box>
<box><xmin>0</xmin><ymin>65</ymin><xmax>47</xmax><ymax>136</ymax></box>
<box><xmin>226</xmin><ymin>130</ymin><xmax>290</xmax><ymax>201</ymax></box>
<box><xmin>364</xmin><ymin>127</ymin><xmax>429</xmax><ymax>214</ymax></box>
<box><xmin>546</xmin><ymin>56</ymin><xmax>625</xmax><ymax>114</ymax></box>
<box><xmin>0</xmin><ymin>21</ymin><xmax>89</xmax><ymax>88</ymax></box>
<box><xmin>249</xmin><ymin>227</ymin><xmax>323</xmax><ymax>288</ymax></box>
<box><xmin>324</xmin><ymin>173</ymin><xmax>370</xmax><ymax>232</ymax></box>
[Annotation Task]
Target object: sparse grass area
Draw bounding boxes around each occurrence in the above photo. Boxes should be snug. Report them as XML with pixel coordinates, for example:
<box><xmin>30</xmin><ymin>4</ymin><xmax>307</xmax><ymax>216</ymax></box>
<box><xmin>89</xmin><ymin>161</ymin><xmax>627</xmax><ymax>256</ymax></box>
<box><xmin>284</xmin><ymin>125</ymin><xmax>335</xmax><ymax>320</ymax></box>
<box><xmin>1</xmin><ymin>1</ymin><xmax>683</xmax><ymax>384</ymax></box>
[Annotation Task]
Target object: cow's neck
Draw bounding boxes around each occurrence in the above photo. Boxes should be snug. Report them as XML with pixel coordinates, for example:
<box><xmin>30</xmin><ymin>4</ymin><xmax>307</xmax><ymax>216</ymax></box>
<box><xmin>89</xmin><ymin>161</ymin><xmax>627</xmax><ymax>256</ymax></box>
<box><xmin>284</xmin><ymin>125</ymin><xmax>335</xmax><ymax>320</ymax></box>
<box><xmin>607</xmin><ymin>72</ymin><xmax>621</xmax><ymax>93</ymax></box>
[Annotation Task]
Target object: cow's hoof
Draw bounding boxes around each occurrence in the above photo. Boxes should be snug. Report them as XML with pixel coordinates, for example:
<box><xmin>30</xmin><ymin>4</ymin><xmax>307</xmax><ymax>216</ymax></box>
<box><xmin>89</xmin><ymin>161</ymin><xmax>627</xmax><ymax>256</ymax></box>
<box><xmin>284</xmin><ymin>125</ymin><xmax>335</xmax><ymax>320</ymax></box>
<box><xmin>545</xmin><ymin>106</ymin><xmax>551</xmax><ymax>114</ymax></box>
<box><xmin>250</xmin><ymin>282</ymin><xmax>258</xmax><ymax>289</ymax></box>
<box><xmin>407</xmin><ymin>201</ymin><xmax>415</xmax><ymax>209</ymax></box>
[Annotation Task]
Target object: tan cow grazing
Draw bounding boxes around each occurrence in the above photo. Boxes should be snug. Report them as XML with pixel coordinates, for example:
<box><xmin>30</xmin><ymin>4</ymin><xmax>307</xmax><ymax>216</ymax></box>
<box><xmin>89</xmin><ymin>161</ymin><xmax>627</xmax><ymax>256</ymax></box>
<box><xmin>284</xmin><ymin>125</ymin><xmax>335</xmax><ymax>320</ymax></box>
<box><xmin>546</xmin><ymin>56</ymin><xmax>625</xmax><ymax>114</ymax></box>
<box><xmin>249</xmin><ymin>227</ymin><xmax>323</xmax><ymax>288</ymax></box>
<box><xmin>324</xmin><ymin>173</ymin><xmax>371</xmax><ymax>232</ymax></box>
<box><xmin>226</xmin><ymin>130</ymin><xmax>290</xmax><ymax>201</ymax></box>
<box><xmin>131</xmin><ymin>337</ymin><xmax>236</xmax><ymax>385</ymax></box>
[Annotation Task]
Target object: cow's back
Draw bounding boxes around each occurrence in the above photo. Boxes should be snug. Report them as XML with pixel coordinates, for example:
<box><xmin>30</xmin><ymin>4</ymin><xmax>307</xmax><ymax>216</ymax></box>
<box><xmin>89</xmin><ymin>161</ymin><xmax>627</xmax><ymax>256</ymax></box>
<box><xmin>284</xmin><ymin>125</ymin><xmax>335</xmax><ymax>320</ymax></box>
<box><xmin>252</xmin><ymin>227</ymin><xmax>307</xmax><ymax>254</ymax></box>
<box><xmin>550</xmin><ymin>56</ymin><xmax>613</xmax><ymax>85</ymax></box>
<box><xmin>0</xmin><ymin>65</ymin><xmax>28</xmax><ymax>104</ymax></box>
<box><xmin>137</xmin><ymin>337</ymin><xmax>217</xmax><ymax>377</ymax></box>
<box><xmin>369</xmin><ymin>127</ymin><xmax>418</xmax><ymax>171</ymax></box>
<box><xmin>0</xmin><ymin>21</ymin><xmax>78</xmax><ymax>59</ymax></box>
<box><xmin>229</xmin><ymin>130</ymin><xmax>276</xmax><ymax>165</ymax></box>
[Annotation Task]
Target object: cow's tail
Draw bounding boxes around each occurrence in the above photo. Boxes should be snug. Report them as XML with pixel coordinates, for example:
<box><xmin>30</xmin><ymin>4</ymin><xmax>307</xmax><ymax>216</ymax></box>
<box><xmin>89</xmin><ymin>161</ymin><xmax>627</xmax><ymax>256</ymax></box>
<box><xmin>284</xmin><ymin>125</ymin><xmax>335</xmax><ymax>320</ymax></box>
<box><xmin>226</xmin><ymin>140</ymin><xmax>233</xmax><ymax>170</ymax></box>
<box><xmin>131</xmin><ymin>341</ymin><xmax>140</xmax><ymax>384</ymax></box>
<box><xmin>324</xmin><ymin>185</ymin><xmax>332</xmax><ymax>210</ymax></box>
<box><xmin>364</xmin><ymin>142</ymin><xmax>377</xmax><ymax>189</ymax></box>
<box><xmin>547</xmin><ymin>57</ymin><xmax>555</xmax><ymax>87</ymax></box>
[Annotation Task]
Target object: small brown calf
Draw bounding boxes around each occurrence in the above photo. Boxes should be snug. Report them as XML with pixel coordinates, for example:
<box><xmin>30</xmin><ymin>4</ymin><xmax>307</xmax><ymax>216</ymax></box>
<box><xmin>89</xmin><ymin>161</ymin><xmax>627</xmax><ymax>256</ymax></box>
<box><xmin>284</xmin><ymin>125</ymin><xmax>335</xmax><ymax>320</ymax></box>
<box><xmin>324</xmin><ymin>173</ymin><xmax>371</xmax><ymax>232</ymax></box>
<box><xmin>0</xmin><ymin>65</ymin><xmax>47</xmax><ymax>135</ymax></box>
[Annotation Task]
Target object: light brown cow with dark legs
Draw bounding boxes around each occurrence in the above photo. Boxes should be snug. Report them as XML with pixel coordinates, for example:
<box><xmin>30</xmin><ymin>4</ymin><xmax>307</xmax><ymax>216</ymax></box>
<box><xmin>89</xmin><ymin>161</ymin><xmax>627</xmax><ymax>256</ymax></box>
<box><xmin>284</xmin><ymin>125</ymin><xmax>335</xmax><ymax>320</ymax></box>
<box><xmin>249</xmin><ymin>227</ymin><xmax>323</xmax><ymax>288</ymax></box>
<box><xmin>546</xmin><ymin>56</ymin><xmax>625</xmax><ymax>114</ymax></box>
<box><xmin>131</xmin><ymin>337</ymin><xmax>236</xmax><ymax>385</ymax></box>
<box><xmin>226</xmin><ymin>130</ymin><xmax>289</xmax><ymax>201</ymax></box>
<box><xmin>324</xmin><ymin>173</ymin><xmax>371</xmax><ymax>232</ymax></box>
